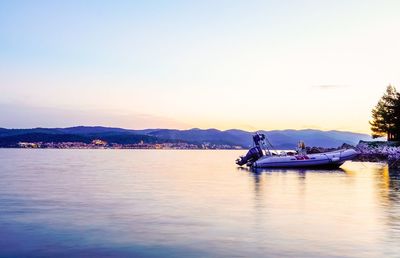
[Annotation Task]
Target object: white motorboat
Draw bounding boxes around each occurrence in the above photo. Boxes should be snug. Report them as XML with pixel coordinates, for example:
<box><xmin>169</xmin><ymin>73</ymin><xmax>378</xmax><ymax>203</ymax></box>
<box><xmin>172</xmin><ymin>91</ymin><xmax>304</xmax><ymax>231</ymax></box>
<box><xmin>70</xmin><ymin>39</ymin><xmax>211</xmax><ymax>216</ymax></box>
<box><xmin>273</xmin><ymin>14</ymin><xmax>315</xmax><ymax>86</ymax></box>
<box><xmin>252</xmin><ymin>149</ymin><xmax>358</xmax><ymax>168</ymax></box>
<box><xmin>236</xmin><ymin>133</ymin><xmax>358</xmax><ymax>168</ymax></box>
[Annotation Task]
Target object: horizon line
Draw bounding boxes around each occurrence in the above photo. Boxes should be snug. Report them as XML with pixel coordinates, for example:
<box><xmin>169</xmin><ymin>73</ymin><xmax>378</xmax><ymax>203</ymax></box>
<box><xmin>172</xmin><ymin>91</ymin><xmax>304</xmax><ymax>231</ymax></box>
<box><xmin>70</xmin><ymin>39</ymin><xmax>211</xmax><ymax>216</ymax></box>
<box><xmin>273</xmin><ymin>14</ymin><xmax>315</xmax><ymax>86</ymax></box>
<box><xmin>0</xmin><ymin>125</ymin><xmax>372</xmax><ymax>135</ymax></box>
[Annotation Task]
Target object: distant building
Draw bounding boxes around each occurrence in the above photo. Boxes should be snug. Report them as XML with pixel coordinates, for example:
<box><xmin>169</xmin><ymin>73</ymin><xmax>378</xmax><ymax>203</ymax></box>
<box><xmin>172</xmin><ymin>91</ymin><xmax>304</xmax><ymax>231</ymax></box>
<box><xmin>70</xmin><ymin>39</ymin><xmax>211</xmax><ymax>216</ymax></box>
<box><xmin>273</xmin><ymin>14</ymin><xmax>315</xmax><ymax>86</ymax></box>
<box><xmin>18</xmin><ymin>142</ymin><xmax>39</xmax><ymax>148</ymax></box>
<box><xmin>92</xmin><ymin>139</ymin><xmax>107</xmax><ymax>146</ymax></box>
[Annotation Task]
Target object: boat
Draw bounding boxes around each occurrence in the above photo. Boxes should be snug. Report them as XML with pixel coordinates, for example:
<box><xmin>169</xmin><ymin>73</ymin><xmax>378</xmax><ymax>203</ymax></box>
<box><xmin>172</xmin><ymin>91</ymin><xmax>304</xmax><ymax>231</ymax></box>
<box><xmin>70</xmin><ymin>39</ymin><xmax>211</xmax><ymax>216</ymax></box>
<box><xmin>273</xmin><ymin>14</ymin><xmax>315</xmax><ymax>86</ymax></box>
<box><xmin>236</xmin><ymin>133</ymin><xmax>359</xmax><ymax>168</ymax></box>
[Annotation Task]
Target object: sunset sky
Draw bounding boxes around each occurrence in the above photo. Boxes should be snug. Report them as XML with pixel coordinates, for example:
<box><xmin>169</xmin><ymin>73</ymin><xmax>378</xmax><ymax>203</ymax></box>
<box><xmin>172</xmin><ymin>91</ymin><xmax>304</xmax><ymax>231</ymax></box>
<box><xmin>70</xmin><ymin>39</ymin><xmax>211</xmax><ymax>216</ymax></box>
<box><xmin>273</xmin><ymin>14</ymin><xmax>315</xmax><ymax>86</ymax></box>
<box><xmin>1</xmin><ymin>1</ymin><xmax>399</xmax><ymax>133</ymax></box>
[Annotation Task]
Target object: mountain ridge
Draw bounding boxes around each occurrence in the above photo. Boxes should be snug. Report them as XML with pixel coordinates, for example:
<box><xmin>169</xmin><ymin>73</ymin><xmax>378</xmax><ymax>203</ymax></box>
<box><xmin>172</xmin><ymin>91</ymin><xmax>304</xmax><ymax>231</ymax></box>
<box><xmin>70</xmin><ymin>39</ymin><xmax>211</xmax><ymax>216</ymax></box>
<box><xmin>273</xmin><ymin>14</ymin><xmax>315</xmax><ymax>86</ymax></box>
<box><xmin>0</xmin><ymin>126</ymin><xmax>376</xmax><ymax>148</ymax></box>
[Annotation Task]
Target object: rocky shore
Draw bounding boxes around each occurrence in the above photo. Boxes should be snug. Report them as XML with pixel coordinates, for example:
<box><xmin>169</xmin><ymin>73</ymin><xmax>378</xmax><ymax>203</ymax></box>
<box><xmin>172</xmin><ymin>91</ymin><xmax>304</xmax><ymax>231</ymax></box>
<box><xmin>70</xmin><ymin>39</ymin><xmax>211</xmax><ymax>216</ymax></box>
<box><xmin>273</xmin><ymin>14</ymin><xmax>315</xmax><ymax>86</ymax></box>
<box><xmin>355</xmin><ymin>141</ymin><xmax>400</xmax><ymax>168</ymax></box>
<box><xmin>306</xmin><ymin>141</ymin><xmax>400</xmax><ymax>168</ymax></box>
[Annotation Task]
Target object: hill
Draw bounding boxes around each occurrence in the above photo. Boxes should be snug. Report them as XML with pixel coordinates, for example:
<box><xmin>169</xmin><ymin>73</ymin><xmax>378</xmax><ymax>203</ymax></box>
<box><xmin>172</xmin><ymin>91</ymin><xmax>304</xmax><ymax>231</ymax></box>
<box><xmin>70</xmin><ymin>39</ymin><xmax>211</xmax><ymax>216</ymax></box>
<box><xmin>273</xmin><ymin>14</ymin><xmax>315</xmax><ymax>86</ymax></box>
<box><xmin>0</xmin><ymin>126</ymin><xmax>375</xmax><ymax>148</ymax></box>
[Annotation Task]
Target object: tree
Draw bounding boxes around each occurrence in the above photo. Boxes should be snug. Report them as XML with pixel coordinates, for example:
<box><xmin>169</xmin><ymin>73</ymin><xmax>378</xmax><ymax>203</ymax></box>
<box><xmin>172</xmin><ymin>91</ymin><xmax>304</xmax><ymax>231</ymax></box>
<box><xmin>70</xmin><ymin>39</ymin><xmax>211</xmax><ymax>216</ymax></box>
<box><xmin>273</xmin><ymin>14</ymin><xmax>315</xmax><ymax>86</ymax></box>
<box><xmin>394</xmin><ymin>90</ymin><xmax>400</xmax><ymax>140</ymax></box>
<box><xmin>370</xmin><ymin>85</ymin><xmax>400</xmax><ymax>141</ymax></box>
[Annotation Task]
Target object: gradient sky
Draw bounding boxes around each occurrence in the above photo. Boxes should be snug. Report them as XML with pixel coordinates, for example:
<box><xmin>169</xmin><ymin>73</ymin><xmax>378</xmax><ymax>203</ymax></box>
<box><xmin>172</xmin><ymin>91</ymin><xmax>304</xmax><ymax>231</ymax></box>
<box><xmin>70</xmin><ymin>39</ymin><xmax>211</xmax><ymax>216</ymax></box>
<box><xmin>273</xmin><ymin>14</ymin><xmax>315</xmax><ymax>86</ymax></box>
<box><xmin>1</xmin><ymin>0</ymin><xmax>399</xmax><ymax>133</ymax></box>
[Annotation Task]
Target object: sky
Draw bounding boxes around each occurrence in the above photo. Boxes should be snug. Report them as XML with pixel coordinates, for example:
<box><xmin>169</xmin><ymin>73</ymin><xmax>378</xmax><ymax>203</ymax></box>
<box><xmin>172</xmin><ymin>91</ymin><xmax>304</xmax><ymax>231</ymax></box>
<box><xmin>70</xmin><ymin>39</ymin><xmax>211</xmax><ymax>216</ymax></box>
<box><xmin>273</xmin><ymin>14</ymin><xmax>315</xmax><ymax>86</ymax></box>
<box><xmin>1</xmin><ymin>0</ymin><xmax>399</xmax><ymax>133</ymax></box>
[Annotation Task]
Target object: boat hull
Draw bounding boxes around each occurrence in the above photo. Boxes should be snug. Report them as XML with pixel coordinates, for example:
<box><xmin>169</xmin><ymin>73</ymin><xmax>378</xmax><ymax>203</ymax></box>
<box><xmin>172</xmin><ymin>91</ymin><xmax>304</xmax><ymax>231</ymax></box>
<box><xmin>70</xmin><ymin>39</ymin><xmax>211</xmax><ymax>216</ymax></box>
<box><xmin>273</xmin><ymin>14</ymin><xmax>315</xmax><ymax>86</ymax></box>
<box><xmin>252</xmin><ymin>149</ymin><xmax>358</xmax><ymax>168</ymax></box>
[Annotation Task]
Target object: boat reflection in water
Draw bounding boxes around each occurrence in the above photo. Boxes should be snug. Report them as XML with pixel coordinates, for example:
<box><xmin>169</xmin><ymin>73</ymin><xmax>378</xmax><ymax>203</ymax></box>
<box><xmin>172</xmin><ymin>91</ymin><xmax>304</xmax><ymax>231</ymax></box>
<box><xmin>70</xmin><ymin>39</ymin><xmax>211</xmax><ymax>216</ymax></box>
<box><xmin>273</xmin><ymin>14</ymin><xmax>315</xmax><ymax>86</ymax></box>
<box><xmin>238</xmin><ymin>161</ymin><xmax>400</xmax><ymax>258</ymax></box>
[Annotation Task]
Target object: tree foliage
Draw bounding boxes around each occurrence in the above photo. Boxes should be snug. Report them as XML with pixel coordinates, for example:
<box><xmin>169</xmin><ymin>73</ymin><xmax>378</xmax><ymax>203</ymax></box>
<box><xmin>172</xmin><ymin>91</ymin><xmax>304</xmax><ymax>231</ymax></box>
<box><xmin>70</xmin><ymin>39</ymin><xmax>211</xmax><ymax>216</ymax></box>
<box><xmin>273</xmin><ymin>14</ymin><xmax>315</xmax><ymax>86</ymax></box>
<box><xmin>370</xmin><ymin>85</ymin><xmax>400</xmax><ymax>140</ymax></box>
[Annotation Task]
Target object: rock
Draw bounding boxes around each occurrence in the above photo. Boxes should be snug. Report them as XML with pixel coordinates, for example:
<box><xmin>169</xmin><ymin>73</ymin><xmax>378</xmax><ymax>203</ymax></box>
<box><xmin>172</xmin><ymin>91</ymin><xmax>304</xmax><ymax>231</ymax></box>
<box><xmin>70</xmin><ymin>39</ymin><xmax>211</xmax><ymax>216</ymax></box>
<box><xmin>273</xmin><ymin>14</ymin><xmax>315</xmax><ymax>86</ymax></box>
<box><xmin>355</xmin><ymin>141</ymin><xmax>400</xmax><ymax>165</ymax></box>
<box><xmin>340</xmin><ymin>143</ymin><xmax>355</xmax><ymax>149</ymax></box>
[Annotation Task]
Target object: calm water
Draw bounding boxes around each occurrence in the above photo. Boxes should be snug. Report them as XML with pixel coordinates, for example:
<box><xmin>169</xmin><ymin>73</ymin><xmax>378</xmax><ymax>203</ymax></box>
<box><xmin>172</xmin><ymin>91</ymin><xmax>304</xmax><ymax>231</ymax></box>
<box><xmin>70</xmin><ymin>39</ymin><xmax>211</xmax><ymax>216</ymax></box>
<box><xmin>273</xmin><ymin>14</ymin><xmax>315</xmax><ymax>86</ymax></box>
<box><xmin>1</xmin><ymin>149</ymin><xmax>400</xmax><ymax>258</ymax></box>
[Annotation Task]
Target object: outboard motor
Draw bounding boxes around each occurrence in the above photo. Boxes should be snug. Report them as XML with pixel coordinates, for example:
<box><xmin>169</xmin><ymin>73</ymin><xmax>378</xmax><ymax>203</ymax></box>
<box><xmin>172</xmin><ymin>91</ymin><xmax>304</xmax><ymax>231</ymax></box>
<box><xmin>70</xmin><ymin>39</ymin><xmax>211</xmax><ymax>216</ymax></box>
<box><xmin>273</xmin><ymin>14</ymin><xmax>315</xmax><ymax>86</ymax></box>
<box><xmin>236</xmin><ymin>146</ymin><xmax>263</xmax><ymax>166</ymax></box>
<box><xmin>236</xmin><ymin>133</ymin><xmax>266</xmax><ymax>166</ymax></box>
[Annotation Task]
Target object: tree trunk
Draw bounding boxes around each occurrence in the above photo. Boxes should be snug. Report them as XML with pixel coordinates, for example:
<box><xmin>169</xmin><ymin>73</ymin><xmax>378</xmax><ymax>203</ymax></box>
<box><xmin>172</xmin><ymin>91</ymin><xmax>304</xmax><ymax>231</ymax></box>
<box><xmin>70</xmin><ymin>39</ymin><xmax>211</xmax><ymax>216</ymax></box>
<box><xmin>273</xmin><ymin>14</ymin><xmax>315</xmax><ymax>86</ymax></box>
<box><xmin>388</xmin><ymin>131</ymin><xmax>395</xmax><ymax>141</ymax></box>
<box><xmin>388</xmin><ymin>131</ymin><xmax>400</xmax><ymax>141</ymax></box>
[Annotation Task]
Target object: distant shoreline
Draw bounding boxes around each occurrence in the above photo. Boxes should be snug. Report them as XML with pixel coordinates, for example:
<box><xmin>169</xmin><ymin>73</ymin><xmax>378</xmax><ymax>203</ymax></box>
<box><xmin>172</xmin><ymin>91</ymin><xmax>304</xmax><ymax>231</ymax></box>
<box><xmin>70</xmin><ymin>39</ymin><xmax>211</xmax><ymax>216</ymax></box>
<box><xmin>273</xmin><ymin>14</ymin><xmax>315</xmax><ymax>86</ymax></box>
<box><xmin>0</xmin><ymin>148</ymin><xmax>243</xmax><ymax>150</ymax></box>
<box><xmin>0</xmin><ymin>126</ymin><xmax>374</xmax><ymax>150</ymax></box>
<box><xmin>0</xmin><ymin>145</ymin><xmax>244</xmax><ymax>150</ymax></box>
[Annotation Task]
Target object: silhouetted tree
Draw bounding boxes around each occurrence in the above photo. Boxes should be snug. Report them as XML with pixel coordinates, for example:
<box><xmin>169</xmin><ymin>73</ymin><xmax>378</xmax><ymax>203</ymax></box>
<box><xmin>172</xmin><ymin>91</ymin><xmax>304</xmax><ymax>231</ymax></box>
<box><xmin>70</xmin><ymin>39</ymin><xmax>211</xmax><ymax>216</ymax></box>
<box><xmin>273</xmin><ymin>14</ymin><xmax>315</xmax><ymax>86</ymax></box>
<box><xmin>370</xmin><ymin>85</ymin><xmax>400</xmax><ymax>141</ymax></box>
<box><xmin>395</xmin><ymin>90</ymin><xmax>400</xmax><ymax>140</ymax></box>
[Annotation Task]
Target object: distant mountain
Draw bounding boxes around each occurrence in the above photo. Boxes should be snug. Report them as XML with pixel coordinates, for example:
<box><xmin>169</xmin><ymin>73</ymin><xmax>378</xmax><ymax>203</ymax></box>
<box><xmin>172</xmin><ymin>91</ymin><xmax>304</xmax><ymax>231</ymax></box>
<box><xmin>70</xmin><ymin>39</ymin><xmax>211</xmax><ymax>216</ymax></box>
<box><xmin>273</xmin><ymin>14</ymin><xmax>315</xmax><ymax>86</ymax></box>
<box><xmin>142</xmin><ymin>128</ymin><xmax>374</xmax><ymax>148</ymax></box>
<box><xmin>144</xmin><ymin>128</ymin><xmax>247</xmax><ymax>146</ymax></box>
<box><xmin>259</xmin><ymin>129</ymin><xmax>373</xmax><ymax>149</ymax></box>
<box><xmin>0</xmin><ymin>127</ymin><xmax>160</xmax><ymax>147</ymax></box>
<box><xmin>0</xmin><ymin>126</ymin><xmax>376</xmax><ymax>148</ymax></box>
<box><xmin>57</xmin><ymin>126</ymin><xmax>131</xmax><ymax>134</ymax></box>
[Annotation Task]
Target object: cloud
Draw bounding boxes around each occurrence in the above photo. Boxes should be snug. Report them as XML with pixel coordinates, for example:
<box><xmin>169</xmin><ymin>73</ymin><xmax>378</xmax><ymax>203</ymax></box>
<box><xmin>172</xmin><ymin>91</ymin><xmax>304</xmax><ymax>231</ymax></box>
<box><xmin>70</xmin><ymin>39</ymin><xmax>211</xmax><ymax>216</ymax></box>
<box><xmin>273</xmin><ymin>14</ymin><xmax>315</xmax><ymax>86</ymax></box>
<box><xmin>312</xmin><ymin>85</ymin><xmax>349</xmax><ymax>90</ymax></box>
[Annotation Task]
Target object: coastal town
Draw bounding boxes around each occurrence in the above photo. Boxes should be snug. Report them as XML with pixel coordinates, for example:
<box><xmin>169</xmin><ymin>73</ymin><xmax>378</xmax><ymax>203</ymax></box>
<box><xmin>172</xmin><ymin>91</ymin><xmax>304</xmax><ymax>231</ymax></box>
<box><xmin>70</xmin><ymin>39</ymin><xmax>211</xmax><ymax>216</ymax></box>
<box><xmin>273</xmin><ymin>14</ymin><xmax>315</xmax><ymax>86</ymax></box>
<box><xmin>16</xmin><ymin>140</ymin><xmax>243</xmax><ymax>150</ymax></box>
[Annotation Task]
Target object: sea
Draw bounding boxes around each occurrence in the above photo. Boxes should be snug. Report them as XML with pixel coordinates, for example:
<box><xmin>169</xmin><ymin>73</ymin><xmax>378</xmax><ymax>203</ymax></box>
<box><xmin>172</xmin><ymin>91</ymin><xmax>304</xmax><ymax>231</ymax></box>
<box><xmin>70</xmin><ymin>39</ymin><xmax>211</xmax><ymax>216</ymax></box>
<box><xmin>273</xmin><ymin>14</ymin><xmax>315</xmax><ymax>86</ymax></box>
<box><xmin>0</xmin><ymin>149</ymin><xmax>399</xmax><ymax>257</ymax></box>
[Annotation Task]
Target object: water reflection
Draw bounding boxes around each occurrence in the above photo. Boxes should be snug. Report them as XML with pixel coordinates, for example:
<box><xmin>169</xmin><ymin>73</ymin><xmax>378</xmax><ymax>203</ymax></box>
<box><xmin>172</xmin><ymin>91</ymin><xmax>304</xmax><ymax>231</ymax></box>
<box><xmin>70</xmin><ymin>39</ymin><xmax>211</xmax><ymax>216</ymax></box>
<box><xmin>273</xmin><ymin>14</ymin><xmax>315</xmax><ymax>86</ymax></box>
<box><xmin>385</xmin><ymin>167</ymin><xmax>400</xmax><ymax>257</ymax></box>
<box><xmin>388</xmin><ymin>167</ymin><xmax>400</xmax><ymax>191</ymax></box>
<box><xmin>247</xmin><ymin>163</ymin><xmax>400</xmax><ymax>256</ymax></box>
<box><xmin>1</xmin><ymin>150</ymin><xmax>400</xmax><ymax>257</ymax></box>
<box><xmin>239</xmin><ymin>162</ymin><xmax>400</xmax><ymax>257</ymax></box>
<box><xmin>240</xmin><ymin>166</ymin><xmax>347</xmax><ymax>203</ymax></box>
